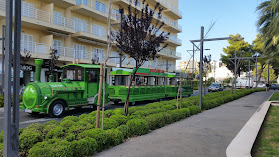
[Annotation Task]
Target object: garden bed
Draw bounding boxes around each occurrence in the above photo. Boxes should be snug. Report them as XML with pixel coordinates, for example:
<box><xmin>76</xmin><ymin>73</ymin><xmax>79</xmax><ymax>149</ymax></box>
<box><xmin>0</xmin><ymin>89</ymin><xmax>264</xmax><ymax>157</ymax></box>
<box><xmin>269</xmin><ymin>92</ymin><xmax>279</xmax><ymax>101</ymax></box>
<box><xmin>252</xmin><ymin>105</ymin><xmax>279</xmax><ymax>156</ymax></box>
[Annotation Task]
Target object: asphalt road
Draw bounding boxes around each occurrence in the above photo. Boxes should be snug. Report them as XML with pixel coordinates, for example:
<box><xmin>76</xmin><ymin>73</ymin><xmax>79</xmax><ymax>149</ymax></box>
<box><xmin>0</xmin><ymin>88</ymin><xmax>219</xmax><ymax>131</ymax></box>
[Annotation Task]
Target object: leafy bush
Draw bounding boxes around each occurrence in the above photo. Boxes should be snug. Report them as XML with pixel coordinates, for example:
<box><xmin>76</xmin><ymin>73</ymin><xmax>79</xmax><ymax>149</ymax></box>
<box><xmin>161</xmin><ymin>112</ymin><xmax>173</xmax><ymax>124</ymax></box>
<box><xmin>61</xmin><ymin>116</ymin><xmax>79</xmax><ymax>123</ymax></box>
<box><xmin>0</xmin><ymin>143</ymin><xmax>3</xmax><ymax>157</ymax></box>
<box><xmin>145</xmin><ymin>102</ymin><xmax>164</xmax><ymax>109</ymax></box>
<box><xmin>0</xmin><ymin>131</ymin><xmax>3</xmax><ymax>143</ymax></box>
<box><xmin>132</xmin><ymin>110</ymin><xmax>150</xmax><ymax>117</ymax></box>
<box><xmin>68</xmin><ymin>121</ymin><xmax>94</xmax><ymax>136</ymax></box>
<box><xmin>110</xmin><ymin>115</ymin><xmax>128</xmax><ymax>125</ymax></box>
<box><xmin>65</xmin><ymin>133</ymin><xmax>75</xmax><ymax>142</ymax></box>
<box><xmin>28</xmin><ymin>139</ymin><xmax>73</xmax><ymax>157</ymax></box>
<box><xmin>72</xmin><ymin>137</ymin><xmax>97</xmax><ymax>156</ymax></box>
<box><xmin>116</xmin><ymin>125</ymin><xmax>131</xmax><ymax>138</ymax></box>
<box><xmin>24</xmin><ymin>123</ymin><xmax>44</xmax><ymax>134</ymax></box>
<box><xmin>78</xmin><ymin>113</ymin><xmax>88</xmax><ymax>120</ymax></box>
<box><xmin>106</xmin><ymin>129</ymin><xmax>124</xmax><ymax>146</ymax></box>
<box><xmin>93</xmin><ymin>118</ymin><xmax>119</xmax><ymax>130</ymax></box>
<box><xmin>127</xmin><ymin>106</ymin><xmax>138</xmax><ymax>114</ymax></box>
<box><xmin>60</xmin><ymin>119</ymin><xmax>76</xmax><ymax>129</ymax></box>
<box><xmin>45</xmin><ymin>126</ymin><xmax>66</xmax><ymax>139</ymax></box>
<box><xmin>145</xmin><ymin>113</ymin><xmax>165</xmax><ymax>130</ymax></box>
<box><xmin>19</xmin><ymin>130</ymin><xmax>43</xmax><ymax>153</ymax></box>
<box><xmin>187</xmin><ymin>106</ymin><xmax>201</xmax><ymax>115</ymax></box>
<box><xmin>78</xmin><ymin>115</ymin><xmax>96</xmax><ymax>124</ymax></box>
<box><xmin>78</xmin><ymin>128</ymin><xmax>109</xmax><ymax>151</ymax></box>
<box><xmin>104</xmin><ymin>110</ymin><xmax>114</xmax><ymax>117</ymax></box>
<box><xmin>161</xmin><ymin>105</ymin><xmax>175</xmax><ymax>111</ymax></box>
<box><xmin>126</xmin><ymin>119</ymin><xmax>149</xmax><ymax>136</ymax></box>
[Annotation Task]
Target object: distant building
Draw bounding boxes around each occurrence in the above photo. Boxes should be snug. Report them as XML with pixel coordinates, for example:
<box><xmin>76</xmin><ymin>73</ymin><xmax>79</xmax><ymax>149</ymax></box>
<box><xmin>207</xmin><ymin>61</ymin><xmax>233</xmax><ymax>81</ymax></box>
<box><xmin>179</xmin><ymin>60</ymin><xmax>199</xmax><ymax>72</ymax></box>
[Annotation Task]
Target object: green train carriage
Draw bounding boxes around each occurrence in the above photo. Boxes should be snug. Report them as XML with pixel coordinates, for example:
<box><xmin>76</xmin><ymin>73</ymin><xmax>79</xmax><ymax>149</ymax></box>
<box><xmin>20</xmin><ymin>59</ymin><xmax>109</xmax><ymax>117</ymax></box>
<box><xmin>20</xmin><ymin>59</ymin><xmax>193</xmax><ymax>117</ymax></box>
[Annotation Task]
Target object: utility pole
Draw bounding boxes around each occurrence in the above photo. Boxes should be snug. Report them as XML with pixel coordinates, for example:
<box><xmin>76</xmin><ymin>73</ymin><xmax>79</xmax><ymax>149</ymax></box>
<box><xmin>4</xmin><ymin>0</ymin><xmax>21</xmax><ymax>156</ymax></box>
<box><xmin>119</xmin><ymin>8</ymin><xmax>124</xmax><ymax>68</ymax></box>
<box><xmin>248</xmin><ymin>60</ymin><xmax>250</xmax><ymax>88</ymax></box>
<box><xmin>1</xmin><ymin>25</ymin><xmax>5</xmax><ymax>95</ymax></box>
<box><xmin>192</xmin><ymin>44</ymin><xmax>195</xmax><ymax>75</ymax></box>
<box><xmin>268</xmin><ymin>64</ymin><xmax>270</xmax><ymax>84</ymax></box>
<box><xmin>199</xmin><ymin>26</ymin><xmax>204</xmax><ymax>109</ymax></box>
<box><xmin>234</xmin><ymin>51</ymin><xmax>237</xmax><ymax>94</ymax></box>
<box><xmin>255</xmin><ymin>56</ymin><xmax>258</xmax><ymax>88</ymax></box>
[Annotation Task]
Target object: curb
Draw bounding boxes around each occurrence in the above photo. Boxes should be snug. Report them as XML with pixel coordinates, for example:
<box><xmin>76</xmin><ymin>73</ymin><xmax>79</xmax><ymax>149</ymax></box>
<box><xmin>0</xmin><ymin>107</ymin><xmax>3</xmax><ymax>112</ymax></box>
<box><xmin>226</xmin><ymin>101</ymin><xmax>279</xmax><ymax>157</ymax></box>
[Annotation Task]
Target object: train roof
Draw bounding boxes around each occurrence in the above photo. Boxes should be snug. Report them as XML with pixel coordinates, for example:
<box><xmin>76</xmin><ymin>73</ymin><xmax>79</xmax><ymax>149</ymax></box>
<box><xmin>62</xmin><ymin>64</ymin><xmax>103</xmax><ymax>69</ymax></box>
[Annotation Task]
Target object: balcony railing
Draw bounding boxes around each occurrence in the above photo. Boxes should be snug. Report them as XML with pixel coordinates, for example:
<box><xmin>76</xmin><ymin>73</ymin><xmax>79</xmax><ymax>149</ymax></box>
<box><xmin>20</xmin><ymin>41</ymin><xmax>51</xmax><ymax>54</ymax></box>
<box><xmin>76</xmin><ymin>0</ymin><xmax>107</xmax><ymax>15</ymax></box>
<box><xmin>169</xmin><ymin>35</ymin><xmax>182</xmax><ymax>45</ymax></box>
<box><xmin>170</xmin><ymin>5</ymin><xmax>182</xmax><ymax>17</ymax></box>
<box><xmin>74</xmin><ymin>22</ymin><xmax>107</xmax><ymax>38</ymax></box>
<box><xmin>53</xmin><ymin>14</ymin><xmax>75</xmax><ymax>29</ymax></box>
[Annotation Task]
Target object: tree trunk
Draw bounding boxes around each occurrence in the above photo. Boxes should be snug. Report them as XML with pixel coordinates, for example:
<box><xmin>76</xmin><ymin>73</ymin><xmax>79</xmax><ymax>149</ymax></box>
<box><xmin>204</xmin><ymin>77</ymin><xmax>206</xmax><ymax>96</ymax></box>
<box><xmin>124</xmin><ymin>68</ymin><xmax>138</xmax><ymax>116</ymax></box>
<box><xmin>257</xmin><ymin>64</ymin><xmax>265</xmax><ymax>83</ymax></box>
<box><xmin>96</xmin><ymin>63</ymin><xmax>103</xmax><ymax>128</ymax></box>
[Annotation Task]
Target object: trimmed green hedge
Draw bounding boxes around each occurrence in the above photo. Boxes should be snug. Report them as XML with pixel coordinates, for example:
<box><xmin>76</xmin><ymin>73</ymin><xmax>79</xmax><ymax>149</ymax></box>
<box><xmin>8</xmin><ymin>89</ymin><xmax>264</xmax><ymax>156</ymax></box>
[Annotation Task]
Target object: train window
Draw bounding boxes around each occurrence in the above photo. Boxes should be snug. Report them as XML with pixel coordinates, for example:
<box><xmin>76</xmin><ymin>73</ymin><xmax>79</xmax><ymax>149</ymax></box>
<box><xmin>63</xmin><ymin>67</ymin><xmax>84</xmax><ymax>81</ymax></box>
<box><xmin>88</xmin><ymin>70</ymin><xmax>98</xmax><ymax>83</ymax></box>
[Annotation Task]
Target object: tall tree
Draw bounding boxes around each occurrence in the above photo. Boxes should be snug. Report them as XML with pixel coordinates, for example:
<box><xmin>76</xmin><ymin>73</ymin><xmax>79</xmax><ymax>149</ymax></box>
<box><xmin>253</xmin><ymin>63</ymin><xmax>277</xmax><ymax>82</ymax></box>
<box><xmin>115</xmin><ymin>0</ymin><xmax>169</xmax><ymax>115</ymax></box>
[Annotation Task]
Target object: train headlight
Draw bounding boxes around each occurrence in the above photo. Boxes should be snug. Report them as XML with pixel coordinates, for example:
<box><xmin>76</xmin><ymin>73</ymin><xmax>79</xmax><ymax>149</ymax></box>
<box><xmin>44</xmin><ymin>95</ymin><xmax>48</xmax><ymax>100</ymax></box>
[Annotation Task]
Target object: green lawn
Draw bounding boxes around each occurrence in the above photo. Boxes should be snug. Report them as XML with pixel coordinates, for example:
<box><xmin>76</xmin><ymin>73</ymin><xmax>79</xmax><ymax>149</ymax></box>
<box><xmin>269</xmin><ymin>92</ymin><xmax>279</xmax><ymax>101</ymax></box>
<box><xmin>252</xmin><ymin>106</ymin><xmax>279</xmax><ymax>157</ymax></box>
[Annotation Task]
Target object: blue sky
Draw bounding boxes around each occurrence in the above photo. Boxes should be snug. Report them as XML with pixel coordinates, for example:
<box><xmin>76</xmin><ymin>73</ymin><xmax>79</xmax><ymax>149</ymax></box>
<box><xmin>177</xmin><ymin>0</ymin><xmax>262</xmax><ymax>63</ymax></box>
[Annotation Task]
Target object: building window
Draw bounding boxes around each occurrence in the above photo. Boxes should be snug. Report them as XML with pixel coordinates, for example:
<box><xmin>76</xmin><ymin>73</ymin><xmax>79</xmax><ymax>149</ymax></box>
<box><xmin>53</xmin><ymin>11</ymin><xmax>63</xmax><ymax>26</ymax></box>
<box><xmin>53</xmin><ymin>40</ymin><xmax>63</xmax><ymax>56</ymax></box>
<box><xmin>21</xmin><ymin>33</ymin><xmax>33</xmax><ymax>52</ymax></box>
<box><xmin>74</xmin><ymin>44</ymin><xmax>86</xmax><ymax>59</ymax></box>
<box><xmin>74</xmin><ymin>18</ymin><xmax>87</xmax><ymax>32</ymax></box>
<box><xmin>96</xmin><ymin>1</ymin><xmax>106</xmax><ymax>13</ymax></box>
<box><xmin>22</xmin><ymin>2</ymin><xmax>34</xmax><ymax>18</ymax></box>
<box><xmin>88</xmin><ymin>70</ymin><xmax>98</xmax><ymax>83</ymax></box>
<box><xmin>76</xmin><ymin>0</ymin><xmax>88</xmax><ymax>5</ymax></box>
<box><xmin>93</xmin><ymin>24</ymin><xmax>105</xmax><ymax>37</ymax></box>
<box><xmin>153</xmin><ymin>59</ymin><xmax>158</xmax><ymax>68</ymax></box>
<box><xmin>170</xmin><ymin>20</ymin><xmax>176</xmax><ymax>27</ymax></box>
<box><xmin>113</xmin><ymin>9</ymin><xmax>120</xmax><ymax>20</ymax></box>
<box><xmin>94</xmin><ymin>48</ymin><xmax>105</xmax><ymax>62</ymax></box>
<box><xmin>110</xmin><ymin>51</ymin><xmax>120</xmax><ymax>64</ymax></box>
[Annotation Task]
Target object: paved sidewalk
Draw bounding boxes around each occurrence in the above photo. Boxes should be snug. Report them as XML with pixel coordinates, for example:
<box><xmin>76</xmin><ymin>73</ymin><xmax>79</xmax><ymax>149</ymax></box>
<box><xmin>95</xmin><ymin>91</ymin><xmax>273</xmax><ymax>157</ymax></box>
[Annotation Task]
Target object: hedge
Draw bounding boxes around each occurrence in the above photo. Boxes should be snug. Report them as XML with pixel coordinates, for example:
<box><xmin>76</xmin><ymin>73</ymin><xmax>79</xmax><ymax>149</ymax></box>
<box><xmin>3</xmin><ymin>88</ymin><xmax>264</xmax><ymax>156</ymax></box>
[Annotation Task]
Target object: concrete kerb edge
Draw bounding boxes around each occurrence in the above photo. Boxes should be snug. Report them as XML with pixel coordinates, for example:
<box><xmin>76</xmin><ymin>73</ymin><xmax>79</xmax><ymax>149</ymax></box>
<box><xmin>226</xmin><ymin>100</ymin><xmax>279</xmax><ymax>157</ymax></box>
<box><xmin>0</xmin><ymin>107</ymin><xmax>3</xmax><ymax>112</ymax></box>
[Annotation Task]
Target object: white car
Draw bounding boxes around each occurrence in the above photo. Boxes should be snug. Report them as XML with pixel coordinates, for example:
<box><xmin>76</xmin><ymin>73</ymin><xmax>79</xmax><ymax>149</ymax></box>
<box><xmin>255</xmin><ymin>83</ymin><xmax>266</xmax><ymax>88</ymax></box>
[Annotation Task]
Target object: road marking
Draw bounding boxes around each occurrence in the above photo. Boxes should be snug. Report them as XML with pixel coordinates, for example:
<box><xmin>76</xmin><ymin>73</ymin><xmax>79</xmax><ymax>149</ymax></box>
<box><xmin>20</xmin><ymin>118</ymin><xmax>58</xmax><ymax>124</ymax></box>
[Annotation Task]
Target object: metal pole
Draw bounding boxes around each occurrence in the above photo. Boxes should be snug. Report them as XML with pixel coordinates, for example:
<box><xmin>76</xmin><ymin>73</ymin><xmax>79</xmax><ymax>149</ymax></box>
<box><xmin>192</xmin><ymin>44</ymin><xmax>195</xmax><ymax>75</ymax></box>
<box><xmin>1</xmin><ymin>25</ymin><xmax>5</xmax><ymax>95</ymax></box>
<box><xmin>12</xmin><ymin>0</ymin><xmax>21</xmax><ymax>155</ymax></box>
<box><xmin>268</xmin><ymin>64</ymin><xmax>270</xmax><ymax>83</ymax></box>
<box><xmin>256</xmin><ymin>55</ymin><xmax>258</xmax><ymax>88</ymax></box>
<box><xmin>3</xmin><ymin>0</ymin><xmax>13</xmax><ymax>156</ymax></box>
<box><xmin>234</xmin><ymin>50</ymin><xmax>236</xmax><ymax>94</ymax></box>
<box><xmin>199</xmin><ymin>26</ymin><xmax>204</xmax><ymax>109</ymax></box>
<box><xmin>248</xmin><ymin>60</ymin><xmax>250</xmax><ymax>88</ymax></box>
<box><xmin>119</xmin><ymin>8</ymin><xmax>123</xmax><ymax>68</ymax></box>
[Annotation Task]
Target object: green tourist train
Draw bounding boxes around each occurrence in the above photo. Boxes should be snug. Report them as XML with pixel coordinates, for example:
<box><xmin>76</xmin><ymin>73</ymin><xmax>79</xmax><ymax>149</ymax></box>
<box><xmin>20</xmin><ymin>59</ymin><xmax>193</xmax><ymax>117</ymax></box>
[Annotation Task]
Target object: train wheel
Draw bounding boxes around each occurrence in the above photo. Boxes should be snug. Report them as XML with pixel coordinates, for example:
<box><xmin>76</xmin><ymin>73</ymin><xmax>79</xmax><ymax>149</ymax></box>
<box><xmin>48</xmin><ymin>100</ymin><xmax>65</xmax><ymax>118</ymax></box>
<box><xmin>29</xmin><ymin>112</ymin><xmax>40</xmax><ymax>116</ymax></box>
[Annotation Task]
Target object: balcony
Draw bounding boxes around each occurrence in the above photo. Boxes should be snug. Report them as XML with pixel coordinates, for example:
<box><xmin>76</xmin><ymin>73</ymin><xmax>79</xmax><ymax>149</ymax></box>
<box><xmin>158</xmin><ymin>48</ymin><xmax>181</xmax><ymax>59</ymax></box>
<box><xmin>71</xmin><ymin>0</ymin><xmax>109</xmax><ymax>22</ymax></box>
<box><xmin>0</xmin><ymin>0</ymin><xmax>76</xmax><ymax>34</ymax></box>
<box><xmin>41</xmin><ymin>0</ymin><xmax>76</xmax><ymax>8</ymax></box>
<box><xmin>164</xmin><ymin>21</ymin><xmax>182</xmax><ymax>33</ymax></box>
<box><xmin>166</xmin><ymin>35</ymin><xmax>182</xmax><ymax>46</ymax></box>
<box><xmin>72</xmin><ymin>23</ymin><xmax>107</xmax><ymax>43</ymax></box>
<box><xmin>164</xmin><ymin>5</ymin><xmax>182</xmax><ymax>19</ymax></box>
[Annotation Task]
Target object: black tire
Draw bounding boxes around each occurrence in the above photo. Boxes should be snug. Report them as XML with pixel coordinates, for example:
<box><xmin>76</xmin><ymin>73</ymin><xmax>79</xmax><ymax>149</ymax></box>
<box><xmin>113</xmin><ymin>100</ymin><xmax>119</xmax><ymax>105</ymax></box>
<box><xmin>48</xmin><ymin>100</ymin><xmax>65</xmax><ymax>118</ymax></box>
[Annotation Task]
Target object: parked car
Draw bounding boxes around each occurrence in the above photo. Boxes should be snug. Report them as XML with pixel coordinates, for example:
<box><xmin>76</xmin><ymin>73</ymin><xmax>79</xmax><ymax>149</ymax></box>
<box><xmin>208</xmin><ymin>83</ymin><xmax>223</xmax><ymax>92</ymax></box>
<box><xmin>270</xmin><ymin>84</ymin><xmax>279</xmax><ymax>90</ymax></box>
<box><xmin>256</xmin><ymin>83</ymin><xmax>266</xmax><ymax>88</ymax></box>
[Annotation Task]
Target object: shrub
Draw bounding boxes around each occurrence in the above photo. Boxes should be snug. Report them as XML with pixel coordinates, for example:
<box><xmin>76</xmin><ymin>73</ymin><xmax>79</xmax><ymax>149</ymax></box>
<box><xmin>93</xmin><ymin>118</ymin><xmax>119</xmax><ymax>130</ymax></box>
<box><xmin>78</xmin><ymin>113</ymin><xmax>88</xmax><ymax>120</ymax></box>
<box><xmin>104</xmin><ymin>110</ymin><xmax>114</xmax><ymax>117</ymax></box>
<box><xmin>145</xmin><ymin>113</ymin><xmax>165</xmax><ymax>130</ymax></box>
<box><xmin>60</xmin><ymin>119</ymin><xmax>76</xmax><ymax>129</ymax></box>
<box><xmin>106</xmin><ymin>129</ymin><xmax>124</xmax><ymax>146</ymax></box>
<box><xmin>44</xmin><ymin>120</ymin><xmax>60</xmax><ymax>126</ymax></box>
<box><xmin>0</xmin><ymin>143</ymin><xmax>3</xmax><ymax>157</ymax></box>
<box><xmin>127</xmin><ymin>106</ymin><xmax>138</xmax><ymax>114</ymax></box>
<box><xmin>149</xmin><ymin>108</ymin><xmax>164</xmax><ymax>115</ymax></box>
<box><xmin>188</xmin><ymin>106</ymin><xmax>201</xmax><ymax>115</ymax></box>
<box><xmin>78</xmin><ymin>128</ymin><xmax>109</xmax><ymax>152</ymax></box>
<box><xmin>65</xmin><ymin>133</ymin><xmax>75</xmax><ymax>142</ymax></box>
<box><xmin>42</xmin><ymin>123</ymin><xmax>59</xmax><ymax>137</ymax></box>
<box><xmin>79</xmin><ymin>115</ymin><xmax>96</xmax><ymax>124</ymax></box>
<box><xmin>24</xmin><ymin>123</ymin><xmax>44</xmax><ymax>134</ymax></box>
<box><xmin>61</xmin><ymin>116</ymin><xmax>79</xmax><ymax>123</ymax></box>
<box><xmin>161</xmin><ymin>105</ymin><xmax>175</xmax><ymax>111</ymax></box>
<box><xmin>28</xmin><ymin>139</ymin><xmax>73</xmax><ymax>157</ymax></box>
<box><xmin>0</xmin><ymin>131</ymin><xmax>3</xmax><ymax>143</ymax></box>
<box><xmin>127</xmin><ymin>114</ymin><xmax>142</xmax><ymax>120</ymax></box>
<box><xmin>116</xmin><ymin>125</ymin><xmax>131</xmax><ymax>138</ymax></box>
<box><xmin>72</xmin><ymin>137</ymin><xmax>97</xmax><ymax>156</ymax></box>
<box><xmin>112</xmin><ymin>108</ymin><xmax>125</xmax><ymax>115</ymax></box>
<box><xmin>19</xmin><ymin>130</ymin><xmax>43</xmax><ymax>153</ymax></box>
<box><xmin>68</xmin><ymin>121</ymin><xmax>94</xmax><ymax>136</ymax></box>
<box><xmin>19</xmin><ymin>128</ymin><xmax>23</xmax><ymax>135</ymax></box>
<box><xmin>132</xmin><ymin>110</ymin><xmax>150</xmax><ymax>117</ymax></box>
<box><xmin>45</xmin><ymin>126</ymin><xmax>66</xmax><ymax>139</ymax></box>
<box><xmin>145</xmin><ymin>102</ymin><xmax>164</xmax><ymax>109</ymax></box>
<box><xmin>168</xmin><ymin>110</ymin><xmax>182</xmax><ymax>122</ymax></box>
<box><xmin>110</xmin><ymin>115</ymin><xmax>128</xmax><ymax>125</ymax></box>
<box><xmin>161</xmin><ymin>112</ymin><xmax>173</xmax><ymax>124</ymax></box>
<box><xmin>126</xmin><ymin>119</ymin><xmax>149</xmax><ymax>136</ymax></box>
